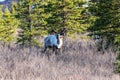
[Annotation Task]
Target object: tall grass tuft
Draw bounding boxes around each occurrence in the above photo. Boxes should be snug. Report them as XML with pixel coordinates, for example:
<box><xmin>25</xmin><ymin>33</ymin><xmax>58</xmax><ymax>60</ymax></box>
<box><xmin>0</xmin><ymin>38</ymin><xmax>119</xmax><ymax>80</ymax></box>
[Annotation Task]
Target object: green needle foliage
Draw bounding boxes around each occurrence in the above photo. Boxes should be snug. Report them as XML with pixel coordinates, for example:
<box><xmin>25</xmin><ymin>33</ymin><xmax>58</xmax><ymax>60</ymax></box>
<box><xmin>16</xmin><ymin>0</ymin><xmax>48</xmax><ymax>46</ymax></box>
<box><xmin>0</xmin><ymin>6</ymin><xmax>4</xmax><ymax>42</ymax></box>
<box><xmin>16</xmin><ymin>0</ymin><xmax>35</xmax><ymax>46</ymax></box>
<box><xmin>44</xmin><ymin>0</ymin><xmax>88</xmax><ymax>35</ymax></box>
<box><xmin>0</xmin><ymin>5</ymin><xmax>18</xmax><ymax>43</ymax></box>
<box><xmin>89</xmin><ymin>0</ymin><xmax>120</xmax><ymax>48</ymax></box>
<box><xmin>15</xmin><ymin>0</ymin><xmax>88</xmax><ymax>46</ymax></box>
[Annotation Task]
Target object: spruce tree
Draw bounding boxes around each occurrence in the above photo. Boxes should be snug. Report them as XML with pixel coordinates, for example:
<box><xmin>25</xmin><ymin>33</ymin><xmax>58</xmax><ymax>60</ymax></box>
<box><xmin>44</xmin><ymin>0</ymin><xmax>88</xmax><ymax>35</ymax></box>
<box><xmin>16</xmin><ymin>0</ymin><xmax>48</xmax><ymax>46</ymax></box>
<box><xmin>88</xmin><ymin>0</ymin><xmax>120</xmax><ymax>72</ymax></box>
<box><xmin>0</xmin><ymin>5</ymin><xmax>4</xmax><ymax>42</ymax></box>
<box><xmin>0</xmin><ymin>5</ymin><xmax>18</xmax><ymax>43</ymax></box>
<box><xmin>88</xmin><ymin>0</ymin><xmax>120</xmax><ymax>48</ymax></box>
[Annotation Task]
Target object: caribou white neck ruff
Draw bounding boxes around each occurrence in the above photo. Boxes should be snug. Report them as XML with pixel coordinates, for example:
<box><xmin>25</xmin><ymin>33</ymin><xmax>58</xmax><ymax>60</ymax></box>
<box><xmin>57</xmin><ymin>35</ymin><xmax>63</xmax><ymax>48</ymax></box>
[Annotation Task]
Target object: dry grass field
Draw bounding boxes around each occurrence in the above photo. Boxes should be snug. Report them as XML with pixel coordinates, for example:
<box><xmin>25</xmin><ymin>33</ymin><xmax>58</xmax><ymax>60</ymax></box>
<box><xmin>0</xmin><ymin>38</ymin><xmax>120</xmax><ymax>80</ymax></box>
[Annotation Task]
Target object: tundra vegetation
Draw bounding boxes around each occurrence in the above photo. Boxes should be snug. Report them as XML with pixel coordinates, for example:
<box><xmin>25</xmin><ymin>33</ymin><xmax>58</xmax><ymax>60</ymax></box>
<box><xmin>0</xmin><ymin>0</ymin><xmax>120</xmax><ymax>80</ymax></box>
<box><xmin>0</xmin><ymin>38</ymin><xmax>119</xmax><ymax>80</ymax></box>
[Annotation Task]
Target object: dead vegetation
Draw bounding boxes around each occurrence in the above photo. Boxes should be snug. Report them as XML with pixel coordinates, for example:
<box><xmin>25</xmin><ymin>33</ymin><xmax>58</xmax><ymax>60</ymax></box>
<box><xmin>0</xmin><ymin>38</ymin><xmax>120</xmax><ymax>80</ymax></box>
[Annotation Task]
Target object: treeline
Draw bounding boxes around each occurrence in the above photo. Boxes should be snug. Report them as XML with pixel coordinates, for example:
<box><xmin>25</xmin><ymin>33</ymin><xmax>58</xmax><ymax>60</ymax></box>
<box><xmin>0</xmin><ymin>0</ymin><xmax>89</xmax><ymax>46</ymax></box>
<box><xmin>0</xmin><ymin>0</ymin><xmax>120</xmax><ymax>72</ymax></box>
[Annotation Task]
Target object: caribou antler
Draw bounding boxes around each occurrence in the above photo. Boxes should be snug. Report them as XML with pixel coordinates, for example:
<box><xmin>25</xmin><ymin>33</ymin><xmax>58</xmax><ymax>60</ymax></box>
<box><xmin>58</xmin><ymin>28</ymin><xmax>67</xmax><ymax>36</ymax></box>
<box><xmin>48</xmin><ymin>29</ymin><xmax>58</xmax><ymax>35</ymax></box>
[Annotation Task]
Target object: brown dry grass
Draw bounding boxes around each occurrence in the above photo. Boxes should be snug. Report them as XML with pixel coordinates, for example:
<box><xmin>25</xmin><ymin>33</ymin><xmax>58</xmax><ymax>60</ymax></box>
<box><xmin>0</xmin><ymin>38</ymin><xmax>120</xmax><ymax>80</ymax></box>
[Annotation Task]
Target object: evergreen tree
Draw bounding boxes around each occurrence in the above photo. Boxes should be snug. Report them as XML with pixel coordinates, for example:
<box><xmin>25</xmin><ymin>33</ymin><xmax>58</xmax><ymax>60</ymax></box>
<box><xmin>88</xmin><ymin>0</ymin><xmax>120</xmax><ymax>48</ymax></box>
<box><xmin>88</xmin><ymin>0</ymin><xmax>120</xmax><ymax>72</ymax></box>
<box><xmin>0</xmin><ymin>5</ymin><xmax>18</xmax><ymax>42</ymax></box>
<box><xmin>0</xmin><ymin>5</ymin><xmax>4</xmax><ymax>42</ymax></box>
<box><xmin>31</xmin><ymin>0</ymin><xmax>48</xmax><ymax>35</ymax></box>
<box><xmin>44</xmin><ymin>0</ymin><xmax>88</xmax><ymax>35</ymax></box>
<box><xmin>16</xmin><ymin>0</ymin><xmax>33</xmax><ymax>46</ymax></box>
<box><xmin>16</xmin><ymin>0</ymin><xmax>48</xmax><ymax>46</ymax></box>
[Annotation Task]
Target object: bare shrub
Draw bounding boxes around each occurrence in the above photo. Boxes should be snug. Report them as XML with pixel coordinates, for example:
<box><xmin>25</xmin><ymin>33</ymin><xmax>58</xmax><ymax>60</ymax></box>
<box><xmin>0</xmin><ymin>38</ymin><xmax>119</xmax><ymax>80</ymax></box>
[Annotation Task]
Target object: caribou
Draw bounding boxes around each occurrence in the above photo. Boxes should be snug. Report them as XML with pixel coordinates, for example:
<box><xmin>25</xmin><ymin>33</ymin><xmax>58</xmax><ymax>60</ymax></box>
<box><xmin>43</xmin><ymin>28</ymin><xmax>66</xmax><ymax>55</ymax></box>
